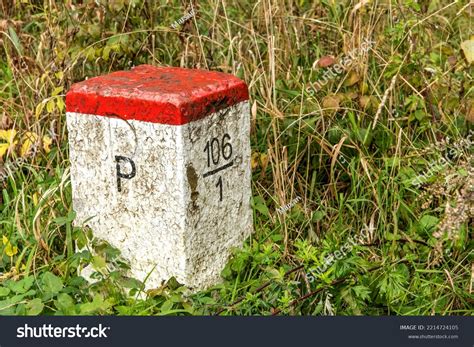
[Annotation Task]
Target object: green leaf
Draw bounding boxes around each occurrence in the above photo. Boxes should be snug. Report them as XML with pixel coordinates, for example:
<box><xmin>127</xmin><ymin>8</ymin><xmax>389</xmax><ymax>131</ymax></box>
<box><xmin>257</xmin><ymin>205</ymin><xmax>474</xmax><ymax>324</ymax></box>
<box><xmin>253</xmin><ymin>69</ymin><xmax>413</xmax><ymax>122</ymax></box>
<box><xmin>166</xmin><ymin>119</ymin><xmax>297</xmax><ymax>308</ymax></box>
<box><xmin>418</xmin><ymin>215</ymin><xmax>439</xmax><ymax>233</ymax></box>
<box><xmin>160</xmin><ymin>299</ymin><xmax>174</xmax><ymax>314</ymax></box>
<box><xmin>8</xmin><ymin>26</ymin><xmax>22</xmax><ymax>54</ymax></box>
<box><xmin>385</xmin><ymin>231</ymin><xmax>401</xmax><ymax>241</ymax></box>
<box><xmin>8</xmin><ymin>276</ymin><xmax>34</xmax><ymax>294</ymax></box>
<box><xmin>311</xmin><ymin>210</ymin><xmax>325</xmax><ymax>222</ymax></box>
<box><xmin>0</xmin><ymin>287</ymin><xmax>11</xmax><ymax>297</ymax></box>
<box><xmin>53</xmin><ymin>210</ymin><xmax>76</xmax><ymax>226</ymax></box>
<box><xmin>198</xmin><ymin>296</ymin><xmax>216</xmax><ymax>305</ymax></box>
<box><xmin>55</xmin><ymin>293</ymin><xmax>75</xmax><ymax>314</ymax></box>
<box><xmin>352</xmin><ymin>285</ymin><xmax>371</xmax><ymax>301</ymax></box>
<box><xmin>252</xmin><ymin>196</ymin><xmax>269</xmax><ymax>217</ymax></box>
<box><xmin>92</xmin><ymin>255</ymin><xmax>107</xmax><ymax>270</ymax></box>
<box><xmin>41</xmin><ymin>272</ymin><xmax>63</xmax><ymax>295</ymax></box>
<box><xmin>26</xmin><ymin>298</ymin><xmax>44</xmax><ymax>315</ymax></box>
<box><xmin>0</xmin><ymin>294</ymin><xmax>25</xmax><ymax>315</ymax></box>
<box><xmin>79</xmin><ymin>295</ymin><xmax>110</xmax><ymax>315</ymax></box>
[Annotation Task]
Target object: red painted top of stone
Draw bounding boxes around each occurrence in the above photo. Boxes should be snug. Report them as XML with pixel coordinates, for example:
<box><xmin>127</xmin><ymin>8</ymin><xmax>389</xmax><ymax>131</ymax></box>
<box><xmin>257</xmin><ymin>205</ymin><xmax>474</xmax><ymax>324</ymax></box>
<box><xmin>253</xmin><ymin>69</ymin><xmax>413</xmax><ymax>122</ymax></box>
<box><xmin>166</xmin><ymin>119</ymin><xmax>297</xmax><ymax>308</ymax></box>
<box><xmin>66</xmin><ymin>65</ymin><xmax>249</xmax><ymax>125</ymax></box>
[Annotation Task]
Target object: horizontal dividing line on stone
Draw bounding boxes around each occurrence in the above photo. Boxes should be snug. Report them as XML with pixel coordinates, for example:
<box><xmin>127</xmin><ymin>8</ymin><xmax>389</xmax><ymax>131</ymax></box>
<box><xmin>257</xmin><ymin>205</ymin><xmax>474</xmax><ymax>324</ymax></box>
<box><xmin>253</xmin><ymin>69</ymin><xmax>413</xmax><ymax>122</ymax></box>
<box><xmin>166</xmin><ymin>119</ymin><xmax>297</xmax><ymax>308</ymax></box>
<box><xmin>203</xmin><ymin>161</ymin><xmax>234</xmax><ymax>178</ymax></box>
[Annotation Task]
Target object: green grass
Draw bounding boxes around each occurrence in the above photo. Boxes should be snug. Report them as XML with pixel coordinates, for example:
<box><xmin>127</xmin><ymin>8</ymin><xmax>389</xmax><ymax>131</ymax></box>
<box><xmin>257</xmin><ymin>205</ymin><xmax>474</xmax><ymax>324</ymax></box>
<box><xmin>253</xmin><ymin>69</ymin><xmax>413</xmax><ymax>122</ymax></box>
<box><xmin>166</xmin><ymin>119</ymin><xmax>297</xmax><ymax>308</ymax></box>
<box><xmin>0</xmin><ymin>0</ymin><xmax>473</xmax><ymax>316</ymax></box>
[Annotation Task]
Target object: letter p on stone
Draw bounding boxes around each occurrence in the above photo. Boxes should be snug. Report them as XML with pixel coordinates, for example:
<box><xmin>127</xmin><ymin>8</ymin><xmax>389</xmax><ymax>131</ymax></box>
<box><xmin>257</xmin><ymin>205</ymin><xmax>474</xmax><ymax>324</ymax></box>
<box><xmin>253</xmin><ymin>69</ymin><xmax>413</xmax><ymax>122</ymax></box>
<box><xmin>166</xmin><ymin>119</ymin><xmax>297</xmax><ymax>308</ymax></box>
<box><xmin>66</xmin><ymin>65</ymin><xmax>254</xmax><ymax>290</ymax></box>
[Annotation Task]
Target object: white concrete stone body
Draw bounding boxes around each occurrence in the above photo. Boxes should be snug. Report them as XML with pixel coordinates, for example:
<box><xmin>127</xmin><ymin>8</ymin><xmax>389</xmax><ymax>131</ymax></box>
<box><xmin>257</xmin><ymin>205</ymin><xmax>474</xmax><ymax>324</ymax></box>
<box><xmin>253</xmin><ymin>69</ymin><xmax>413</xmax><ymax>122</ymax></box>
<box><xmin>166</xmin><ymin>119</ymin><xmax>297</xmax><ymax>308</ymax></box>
<box><xmin>66</xmin><ymin>101</ymin><xmax>253</xmax><ymax>290</ymax></box>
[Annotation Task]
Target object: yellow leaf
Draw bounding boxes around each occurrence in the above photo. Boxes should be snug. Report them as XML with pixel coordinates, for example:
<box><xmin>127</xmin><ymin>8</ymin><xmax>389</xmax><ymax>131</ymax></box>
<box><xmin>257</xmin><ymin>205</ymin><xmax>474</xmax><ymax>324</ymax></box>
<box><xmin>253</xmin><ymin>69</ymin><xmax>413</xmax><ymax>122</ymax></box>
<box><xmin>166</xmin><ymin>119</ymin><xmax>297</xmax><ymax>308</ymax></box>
<box><xmin>32</xmin><ymin>192</ymin><xmax>38</xmax><ymax>206</ymax></box>
<box><xmin>251</xmin><ymin>152</ymin><xmax>259</xmax><ymax>170</ymax></box>
<box><xmin>43</xmin><ymin>135</ymin><xmax>52</xmax><ymax>154</ymax></box>
<box><xmin>5</xmin><ymin>242</ymin><xmax>18</xmax><ymax>257</ymax></box>
<box><xmin>0</xmin><ymin>129</ymin><xmax>17</xmax><ymax>142</ymax></box>
<box><xmin>2</xmin><ymin>235</ymin><xmax>8</xmax><ymax>245</ymax></box>
<box><xmin>46</xmin><ymin>99</ymin><xmax>55</xmax><ymax>113</ymax></box>
<box><xmin>343</xmin><ymin>71</ymin><xmax>360</xmax><ymax>87</ymax></box>
<box><xmin>55</xmin><ymin>71</ymin><xmax>64</xmax><ymax>80</ymax></box>
<box><xmin>52</xmin><ymin>86</ymin><xmax>63</xmax><ymax>96</ymax></box>
<box><xmin>20</xmin><ymin>132</ymin><xmax>39</xmax><ymax>157</ymax></box>
<box><xmin>56</xmin><ymin>98</ymin><xmax>65</xmax><ymax>112</ymax></box>
<box><xmin>461</xmin><ymin>40</ymin><xmax>474</xmax><ymax>64</ymax></box>
<box><xmin>0</xmin><ymin>129</ymin><xmax>18</xmax><ymax>158</ymax></box>
<box><xmin>35</xmin><ymin>102</ymin><xmax>45</xmax><ymax>119</ymax></box>
<box><xmin>0</xmin><ymin>143</ymin><xmax>9</xmax><ymax>157</ymax></box>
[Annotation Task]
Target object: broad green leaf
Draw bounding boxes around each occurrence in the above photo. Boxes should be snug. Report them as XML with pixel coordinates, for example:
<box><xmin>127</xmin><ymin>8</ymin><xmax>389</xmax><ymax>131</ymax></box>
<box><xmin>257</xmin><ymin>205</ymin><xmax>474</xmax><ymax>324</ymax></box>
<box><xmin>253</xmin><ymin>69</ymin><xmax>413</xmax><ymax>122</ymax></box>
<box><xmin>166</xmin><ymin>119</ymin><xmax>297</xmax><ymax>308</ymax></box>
<box><xmin>8</xmin><ymin>26</ymin><xmax>22</xmax><ymax>54</ymax></box>
<box><xmin>252</xmin><ymin>196</ymin><xmax>269</xmax><ymax>217</ymax></box>
<box><xmin>419</xmin><ymin>215</ymin><xmax>439</xmax><ymax>233</ymax></box>
<box><xmin>26</xmin><ymin>298</ymin><xmax>44</xmax><ymax>315</ymax></box>
<box><xmin>8</xmin><ymin>276</ymin><xmax>34</xmax><ymax>294</ymax></box>
<box><xmin>92</xmin><ymin>255</ymin><xmax>107</xmax><ymax>270</ymax></box>
<box><xmin>0</xmin><ymin>287</ymin><xmax>10</xmax><ymax>297</ymax></box>
<box><xmin>55</xmin><ymin>293</ymin><xmax>75</xmax><ymax>314</ymax></box>
<box><xmin>41</xmin><ymin>272</ymin><xmax>63</xmax><ymax>295</ymax></box>
<box><xmin>79</xmin><ymin>295</ymin><xmax>110</xmax><ymax>315</ymax></box>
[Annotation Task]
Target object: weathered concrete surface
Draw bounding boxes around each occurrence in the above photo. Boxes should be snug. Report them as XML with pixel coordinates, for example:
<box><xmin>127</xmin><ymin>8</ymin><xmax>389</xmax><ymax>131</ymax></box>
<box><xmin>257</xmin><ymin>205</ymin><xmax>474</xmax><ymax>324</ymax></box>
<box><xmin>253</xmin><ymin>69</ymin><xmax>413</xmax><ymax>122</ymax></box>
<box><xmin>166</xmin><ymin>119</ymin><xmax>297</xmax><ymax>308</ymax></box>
<box><xmin>182</xmin><ymin>102</ymin><xmax>252</xmax><ymax>288</ymax></box>
<box><xmin>66</xmin><ymin>101</ymin><xmax>252</xmax><ymax>290</ymax></box>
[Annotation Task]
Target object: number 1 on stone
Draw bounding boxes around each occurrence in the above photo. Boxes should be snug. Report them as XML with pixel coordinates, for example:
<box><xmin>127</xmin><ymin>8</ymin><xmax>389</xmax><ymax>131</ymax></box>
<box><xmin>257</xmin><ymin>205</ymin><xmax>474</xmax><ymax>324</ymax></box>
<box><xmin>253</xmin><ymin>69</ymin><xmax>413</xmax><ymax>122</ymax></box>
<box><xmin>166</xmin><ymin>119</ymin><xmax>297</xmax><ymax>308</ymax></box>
<box><xmin>216</xmin><ymin>176</ymin><xmax>223</xmax><ymax>202</ymax></box>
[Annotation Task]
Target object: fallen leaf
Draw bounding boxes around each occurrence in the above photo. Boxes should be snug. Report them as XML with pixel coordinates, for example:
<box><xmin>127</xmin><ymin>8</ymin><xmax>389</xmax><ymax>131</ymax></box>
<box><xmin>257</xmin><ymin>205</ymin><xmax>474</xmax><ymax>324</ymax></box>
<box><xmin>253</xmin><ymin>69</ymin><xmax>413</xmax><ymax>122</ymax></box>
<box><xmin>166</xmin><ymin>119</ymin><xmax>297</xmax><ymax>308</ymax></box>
<box><xmin>343</xmin><ymin>92</ymin><xmax>358</xmax><ymax>100</ymax></box>
<box><xmin>317</xmin><ymin>56</ymin><xmax>336</xmax><ymax>68</ymax></box>
<box><xmin>467</xmin><ymin>100</ymin><xmax>474</xmax><ymax>123</ymax></box>
<box><xmin>359</xmin><ymin>95</ymin><xmax>372</xmax><ymax>109</ymax></box>
<box><xmin>343</xmin><ymin>71</ymin><xmax>360</xmax><ymax>87</ymax></box>
<box><xmin>251</xmin><ymin>152</ymin><xmax>259</xmax><ymax>170</ymax></box>
<box><xmin>461</xmin><ymin>40</ymin><xmax>474</xmax><ymax>64</ymax></box>
<box><xmin>359</xmin><ymin>95</ymin><xmax>378</xmax><ymax>111</ymax></box>
<box><xmin>0</xmin><ymin>20</ymin><xmax>8</xmax><ymax>32</ymax></box>
<box><xmin>0</xmin><ymin>113</ymin><xmax>12</xmax><ymax>130</ymax></box>
<box><xmin>447</xmin><ymin>55</ymin><xmax>457</xmax><ymax>67</ymax></box>
<box><xmin>322</xmin><ymin>95</ymin><xmax>342</xmax><ymax>110</ymax></box>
